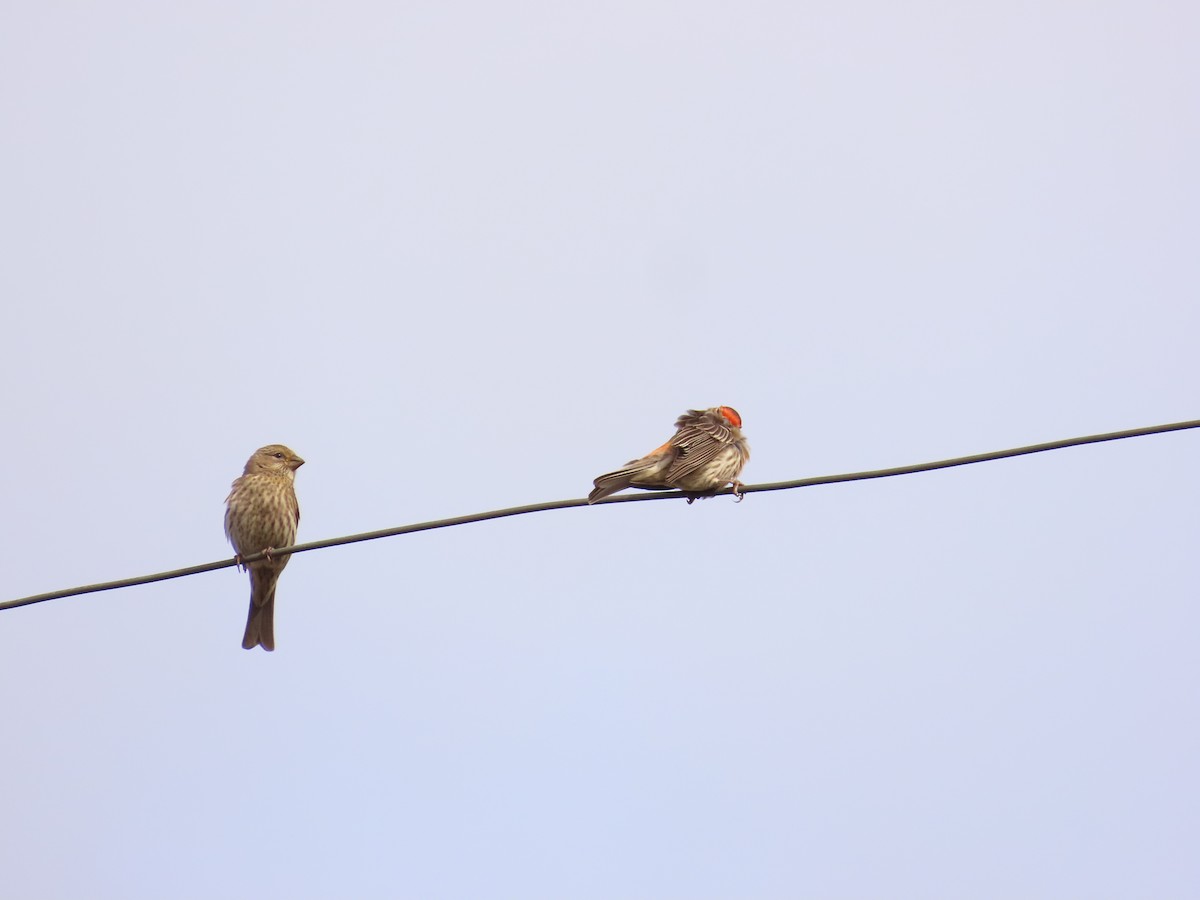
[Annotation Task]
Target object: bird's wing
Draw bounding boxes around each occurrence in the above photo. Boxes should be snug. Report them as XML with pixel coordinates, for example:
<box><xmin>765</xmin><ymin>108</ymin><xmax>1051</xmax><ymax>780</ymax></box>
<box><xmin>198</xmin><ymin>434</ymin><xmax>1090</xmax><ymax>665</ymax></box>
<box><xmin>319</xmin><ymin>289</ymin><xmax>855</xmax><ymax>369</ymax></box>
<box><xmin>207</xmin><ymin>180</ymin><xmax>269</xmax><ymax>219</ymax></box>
<box><xmin>663</xmin><ymin>412</ymin><xmax>737</xmax><ymax>483</ymax></box>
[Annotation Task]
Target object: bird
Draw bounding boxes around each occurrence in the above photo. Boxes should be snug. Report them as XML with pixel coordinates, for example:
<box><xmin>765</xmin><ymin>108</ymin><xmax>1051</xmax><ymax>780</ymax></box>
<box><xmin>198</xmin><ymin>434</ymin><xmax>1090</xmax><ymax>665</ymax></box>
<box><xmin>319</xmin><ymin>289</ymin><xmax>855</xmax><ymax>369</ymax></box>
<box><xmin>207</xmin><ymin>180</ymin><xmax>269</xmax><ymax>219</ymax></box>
<box><xmin>588</xmin><ymin>406</ymin><xmax>750</xmax><ymax>504</ymax></box>
<box><xmin>224</xmin><ymin>444</ymin><xmax>304</xmax><ymax>651</ymax></box>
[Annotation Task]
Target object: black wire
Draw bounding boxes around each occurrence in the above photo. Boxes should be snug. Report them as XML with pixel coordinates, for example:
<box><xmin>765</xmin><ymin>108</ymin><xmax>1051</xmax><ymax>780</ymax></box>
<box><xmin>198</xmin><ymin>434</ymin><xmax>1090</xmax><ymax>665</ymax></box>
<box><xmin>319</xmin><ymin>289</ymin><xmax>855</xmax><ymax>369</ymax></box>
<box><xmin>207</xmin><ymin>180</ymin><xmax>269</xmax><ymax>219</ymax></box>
<box><xmin>3</xmin><ymin>418</ymin><xmax>1197</xmax><ymax>612</ymax></box>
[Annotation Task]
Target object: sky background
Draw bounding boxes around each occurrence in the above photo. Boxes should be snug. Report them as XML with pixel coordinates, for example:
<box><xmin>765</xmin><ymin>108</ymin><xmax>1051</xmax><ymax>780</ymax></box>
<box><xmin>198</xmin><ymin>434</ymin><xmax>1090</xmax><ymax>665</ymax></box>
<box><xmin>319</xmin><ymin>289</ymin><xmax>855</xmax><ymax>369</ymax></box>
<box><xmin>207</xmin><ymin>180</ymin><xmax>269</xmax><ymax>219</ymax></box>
<box><xmin>2</xmin><ymin>1</ymin><xmax>1198</xmax><ymax>897</ymax></box>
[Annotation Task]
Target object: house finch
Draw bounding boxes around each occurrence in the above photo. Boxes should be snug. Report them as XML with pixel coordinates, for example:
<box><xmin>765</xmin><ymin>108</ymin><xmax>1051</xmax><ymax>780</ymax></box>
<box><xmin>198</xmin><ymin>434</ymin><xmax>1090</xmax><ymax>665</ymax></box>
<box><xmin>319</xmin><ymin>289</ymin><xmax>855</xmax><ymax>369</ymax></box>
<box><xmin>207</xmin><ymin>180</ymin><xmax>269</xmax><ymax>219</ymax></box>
<box><xmin>224</xmin><ymin>444</ymin><xmax>304</xmax><ymax>651</ymax></box>
<box><xmin>588</xmin><ymin>406</ymin><xmax>750</xmax><ymax>504</ymax></box>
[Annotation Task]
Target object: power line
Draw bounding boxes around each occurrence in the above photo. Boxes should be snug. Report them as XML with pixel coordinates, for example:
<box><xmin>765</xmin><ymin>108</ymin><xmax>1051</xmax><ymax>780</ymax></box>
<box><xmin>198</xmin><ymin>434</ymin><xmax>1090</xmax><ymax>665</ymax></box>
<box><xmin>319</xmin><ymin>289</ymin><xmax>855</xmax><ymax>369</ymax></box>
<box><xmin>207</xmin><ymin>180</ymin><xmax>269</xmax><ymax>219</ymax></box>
<box><xmin>744</xmin><ymin>418</ymin><xmax>1200</xmax><ymax>491</ymax></box>
<box><xmin>4</xmin><ymin>418</ymin><xmax>1197</xmax><ymax>613</ymax></box>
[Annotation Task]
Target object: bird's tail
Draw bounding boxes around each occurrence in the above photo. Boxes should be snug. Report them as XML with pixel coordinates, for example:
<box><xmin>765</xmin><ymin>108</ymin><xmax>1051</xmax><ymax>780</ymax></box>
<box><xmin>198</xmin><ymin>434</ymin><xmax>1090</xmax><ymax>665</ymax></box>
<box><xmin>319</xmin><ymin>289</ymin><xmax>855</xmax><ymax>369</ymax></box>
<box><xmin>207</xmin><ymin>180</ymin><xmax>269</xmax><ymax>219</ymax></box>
<box><xmin>242</xmin><ymin>570</ymin><xmax>277</xmax><ymax>651</ymax></box>
<box><xmin>588</xmin><ymin>458</ymin><xmax>662</xmax><ymax>504</ymax></box>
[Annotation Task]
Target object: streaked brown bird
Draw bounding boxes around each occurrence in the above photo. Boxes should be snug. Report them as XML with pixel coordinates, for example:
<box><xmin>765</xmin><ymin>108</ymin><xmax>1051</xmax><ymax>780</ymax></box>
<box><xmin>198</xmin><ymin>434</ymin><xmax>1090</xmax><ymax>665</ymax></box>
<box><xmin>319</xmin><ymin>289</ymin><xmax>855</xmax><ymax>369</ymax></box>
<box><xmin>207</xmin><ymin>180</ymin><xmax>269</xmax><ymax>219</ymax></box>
<box><xmin>588</xmin><ymin>406</ymin><xmax>750</xmax><ymax>504</ymax></box>
<box><xmin>224</xmin><ymin>444</ymin><xmax>304</xmax><ymax>651</ymax></box>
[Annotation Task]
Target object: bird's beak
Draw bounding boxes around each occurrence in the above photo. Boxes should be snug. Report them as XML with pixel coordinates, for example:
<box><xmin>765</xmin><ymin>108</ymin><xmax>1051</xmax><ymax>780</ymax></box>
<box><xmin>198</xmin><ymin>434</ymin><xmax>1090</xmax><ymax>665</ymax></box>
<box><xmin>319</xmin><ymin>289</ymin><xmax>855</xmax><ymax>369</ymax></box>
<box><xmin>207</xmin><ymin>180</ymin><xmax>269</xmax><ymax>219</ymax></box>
<box><xmin>292</xmin><ymin>457</ymin><xmax>306</xmax><ymax>469</ymax></box>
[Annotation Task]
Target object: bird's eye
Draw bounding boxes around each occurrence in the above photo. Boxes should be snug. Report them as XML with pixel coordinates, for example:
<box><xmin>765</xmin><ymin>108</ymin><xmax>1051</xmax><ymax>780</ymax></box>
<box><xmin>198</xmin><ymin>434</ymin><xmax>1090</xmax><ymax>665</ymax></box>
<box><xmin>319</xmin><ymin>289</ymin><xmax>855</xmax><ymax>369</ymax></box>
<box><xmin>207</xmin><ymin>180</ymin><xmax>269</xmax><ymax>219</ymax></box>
<box><xmin>273</xmin><ymin>452</ymin><xmax>285</xmax><ymax>459</ymax></box>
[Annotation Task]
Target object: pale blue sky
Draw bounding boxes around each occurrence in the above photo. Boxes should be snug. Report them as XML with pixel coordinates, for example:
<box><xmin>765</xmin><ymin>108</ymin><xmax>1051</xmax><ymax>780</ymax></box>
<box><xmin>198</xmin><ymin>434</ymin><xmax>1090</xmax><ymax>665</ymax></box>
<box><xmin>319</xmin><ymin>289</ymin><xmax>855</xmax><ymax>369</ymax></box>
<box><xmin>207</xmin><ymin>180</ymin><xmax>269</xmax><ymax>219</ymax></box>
<box><xmin>2</xmin><ymin>1</ymin><xmax>1197</xmax><ymax>897</ymax></box>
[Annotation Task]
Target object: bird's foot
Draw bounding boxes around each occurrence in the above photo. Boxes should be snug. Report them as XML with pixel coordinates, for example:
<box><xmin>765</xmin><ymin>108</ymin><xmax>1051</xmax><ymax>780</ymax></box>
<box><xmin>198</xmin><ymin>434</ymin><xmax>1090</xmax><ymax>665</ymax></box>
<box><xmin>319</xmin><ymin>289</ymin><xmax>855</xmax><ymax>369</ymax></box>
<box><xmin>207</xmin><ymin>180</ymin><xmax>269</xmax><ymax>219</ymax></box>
<box><xmin>732</xmin><ymin>481</ymin><xmax>746</xmax><ymax>502</ymax></box>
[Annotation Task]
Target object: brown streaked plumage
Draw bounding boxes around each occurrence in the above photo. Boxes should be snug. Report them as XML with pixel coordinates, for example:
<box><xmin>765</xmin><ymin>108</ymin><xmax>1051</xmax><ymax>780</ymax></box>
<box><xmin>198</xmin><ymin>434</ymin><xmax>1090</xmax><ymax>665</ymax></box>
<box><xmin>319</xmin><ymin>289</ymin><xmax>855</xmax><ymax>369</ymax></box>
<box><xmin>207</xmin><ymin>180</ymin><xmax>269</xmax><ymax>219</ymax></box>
<box><xmin>588</xmin><ymin>406</ymin><xmax>750</xmax><ymax>504</ymax></box>
<box><xmin>224</xmin><ymin>444</ymin><xmax>304</xmax><ymax>651</ymax></box>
